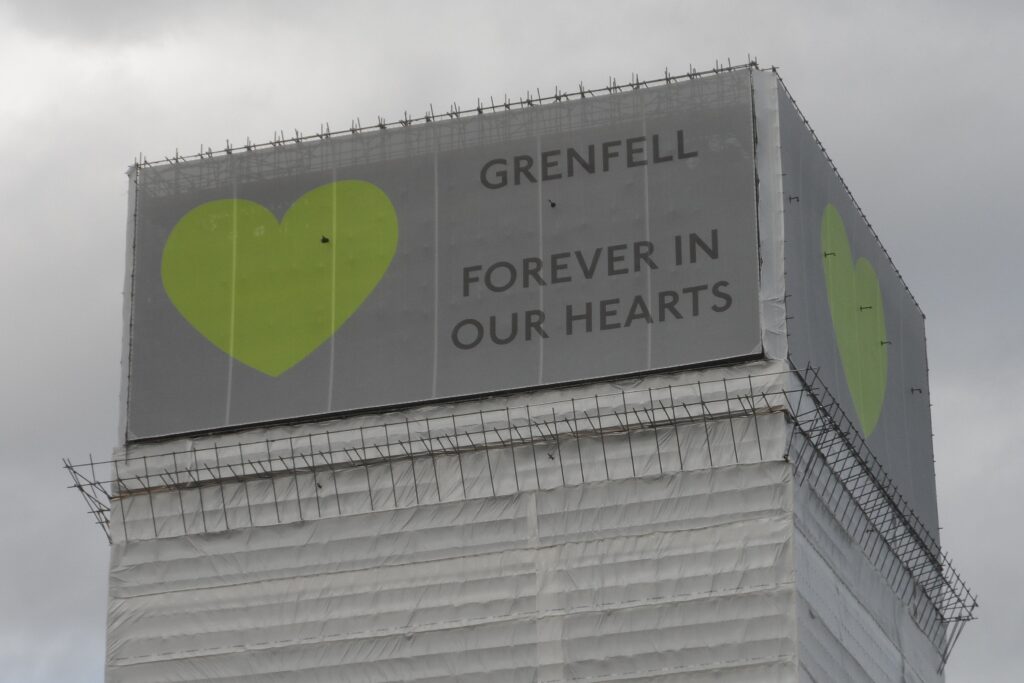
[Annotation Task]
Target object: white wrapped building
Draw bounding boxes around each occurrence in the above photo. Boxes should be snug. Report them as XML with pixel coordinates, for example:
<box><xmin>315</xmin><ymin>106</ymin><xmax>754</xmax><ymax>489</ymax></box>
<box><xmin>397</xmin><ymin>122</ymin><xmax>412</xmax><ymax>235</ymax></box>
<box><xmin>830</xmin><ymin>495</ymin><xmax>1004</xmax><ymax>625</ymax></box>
<box><xmin>68</xmin><ymin>64</ymin><xmax>975</xmax><ymax>682</ymax></box>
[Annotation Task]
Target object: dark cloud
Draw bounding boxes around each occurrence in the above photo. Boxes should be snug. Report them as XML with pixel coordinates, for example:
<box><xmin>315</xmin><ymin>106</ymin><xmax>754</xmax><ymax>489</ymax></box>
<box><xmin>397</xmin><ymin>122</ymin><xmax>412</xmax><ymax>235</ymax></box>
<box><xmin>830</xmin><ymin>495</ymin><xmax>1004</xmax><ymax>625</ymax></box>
<box><xmin>4</xmin><ymin>0</ymin><xmax>197</xmax><ymax>44</ymax></box>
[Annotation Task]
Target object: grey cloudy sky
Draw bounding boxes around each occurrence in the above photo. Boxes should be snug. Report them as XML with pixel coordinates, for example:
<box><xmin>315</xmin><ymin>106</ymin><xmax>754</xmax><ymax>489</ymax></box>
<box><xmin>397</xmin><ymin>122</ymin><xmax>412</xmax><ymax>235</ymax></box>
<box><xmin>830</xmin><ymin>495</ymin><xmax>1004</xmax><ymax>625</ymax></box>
<box><xmin>1</xmin><ymin>1</ymin><xmax>1021</xmax><ymax>681</ymax></box>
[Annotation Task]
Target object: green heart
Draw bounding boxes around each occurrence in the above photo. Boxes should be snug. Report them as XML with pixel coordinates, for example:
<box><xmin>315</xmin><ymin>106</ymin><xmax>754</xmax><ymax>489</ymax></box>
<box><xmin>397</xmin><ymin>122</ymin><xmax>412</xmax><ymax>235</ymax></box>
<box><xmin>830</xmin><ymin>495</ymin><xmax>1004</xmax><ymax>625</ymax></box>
<box><xmin>161</xmin><ymin>180</ymin><xmax>398</xmax><ymax>377</ymax></box>
<box><xmin>821</xmin><ymin>204</ymin><xmax>887</xmax><ymax>436</ymax></box>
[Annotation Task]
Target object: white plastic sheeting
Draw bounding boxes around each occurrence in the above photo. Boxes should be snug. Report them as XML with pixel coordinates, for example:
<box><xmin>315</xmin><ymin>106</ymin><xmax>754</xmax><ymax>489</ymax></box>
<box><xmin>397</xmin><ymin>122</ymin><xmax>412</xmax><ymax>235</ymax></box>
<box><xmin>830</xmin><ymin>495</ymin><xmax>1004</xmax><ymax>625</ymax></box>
<box><xmin>110</xmin><ymin>361</ymin><xmax>793</xmax><ymax>544</ymax></box>
<box><xmin>793</xmin><ymin>478</ymin><xmax>943</xmax><ymax>683</ymax></box>
<box><xmin>751</xmin><ymin>69</ymin><xmax>788</xmax><ymax>363</ymax></box>
<box><xmin>103</xmin><ymin>358</ymin><xmax>952</xmax><ymax>681</ymax></box>
<box><xmin>107</xmin><ymin>462</ymin><xmax>797</xmax><ymax>682</ymax></box>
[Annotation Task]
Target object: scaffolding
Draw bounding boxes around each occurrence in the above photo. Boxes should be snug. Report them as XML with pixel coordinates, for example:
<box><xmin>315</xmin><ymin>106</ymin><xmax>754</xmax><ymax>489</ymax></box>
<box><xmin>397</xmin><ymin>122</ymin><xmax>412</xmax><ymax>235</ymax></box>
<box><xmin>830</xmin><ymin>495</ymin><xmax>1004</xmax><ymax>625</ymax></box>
<box><xmin>131</xmin><ymin>60</ymin><xmax>761</xmax><ymax>171</ymax></box>
<box><xmin>65</xmin><ymin>364</ymin><xmax>976</xmax><ymax>666</ymax></box>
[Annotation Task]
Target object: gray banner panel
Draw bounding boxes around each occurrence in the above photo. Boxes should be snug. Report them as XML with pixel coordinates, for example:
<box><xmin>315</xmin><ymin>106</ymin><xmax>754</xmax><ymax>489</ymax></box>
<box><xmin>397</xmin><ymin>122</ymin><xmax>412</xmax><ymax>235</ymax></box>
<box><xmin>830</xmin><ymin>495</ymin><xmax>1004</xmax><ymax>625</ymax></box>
<box><xmin>778</xmin><ymin>89</ymin><xmax>939</xmax><ymax>538</ymax></box>
<box><xmin>126</xmin><ymin>70</ymin><xmax>762</xmax><ymax>440</ymax></box>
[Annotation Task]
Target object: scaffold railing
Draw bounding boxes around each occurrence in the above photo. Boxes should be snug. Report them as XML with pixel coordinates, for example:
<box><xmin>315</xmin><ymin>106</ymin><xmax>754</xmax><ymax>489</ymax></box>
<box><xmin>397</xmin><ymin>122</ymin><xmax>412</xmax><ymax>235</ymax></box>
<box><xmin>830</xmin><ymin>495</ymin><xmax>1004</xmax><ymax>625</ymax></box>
<box><xmin>64</xmin><ymin>364</ymin><xmax>975</xmax><ymax>665</ymax></box>
<box><xmin>785</xmin><ymin>366</ymin><xmax>976</xmax><ymax>667</ymax></box>
<box><xmin>132</xmin><ymin>60</ymin><xmax>762</xmax><ymax>170</ymax></box>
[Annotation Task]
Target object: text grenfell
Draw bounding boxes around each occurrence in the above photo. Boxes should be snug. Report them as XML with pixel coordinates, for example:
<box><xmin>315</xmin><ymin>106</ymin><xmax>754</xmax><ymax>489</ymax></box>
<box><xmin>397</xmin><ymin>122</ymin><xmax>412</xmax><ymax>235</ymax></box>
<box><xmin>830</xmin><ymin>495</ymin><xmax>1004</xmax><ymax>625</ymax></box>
<box><xmin>479</xmin><ymin>129</ymin><xmax>697</xmax><ymax>189</ymax></box>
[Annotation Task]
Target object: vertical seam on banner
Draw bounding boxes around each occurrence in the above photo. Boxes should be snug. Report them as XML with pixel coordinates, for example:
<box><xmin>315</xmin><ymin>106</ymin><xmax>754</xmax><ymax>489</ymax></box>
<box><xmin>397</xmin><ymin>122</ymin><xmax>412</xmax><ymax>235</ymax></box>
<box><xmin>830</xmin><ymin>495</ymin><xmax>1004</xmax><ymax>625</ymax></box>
<box><xmin>327</xmin><ymin>170</ymin><xmax>337</xmax><ymax>410</ymax></box>
<box><xmin>536</xmin><ymin>135</ymin><xmax>544</xmax><ymax>383</ymax></box>
<box><xmin>225</xmin><ymin>177</ymin><xmax>237</xmax><ymax>424</ymax></box>
<box><xmin>432</xmin><ymin>151</ymin><xmax>439</xmax><ymax>396</ymax></box>
<box><xmin>643</xmin><ymin>114</ymin><xmax>652</xmax><ymax>367</ymax></box>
